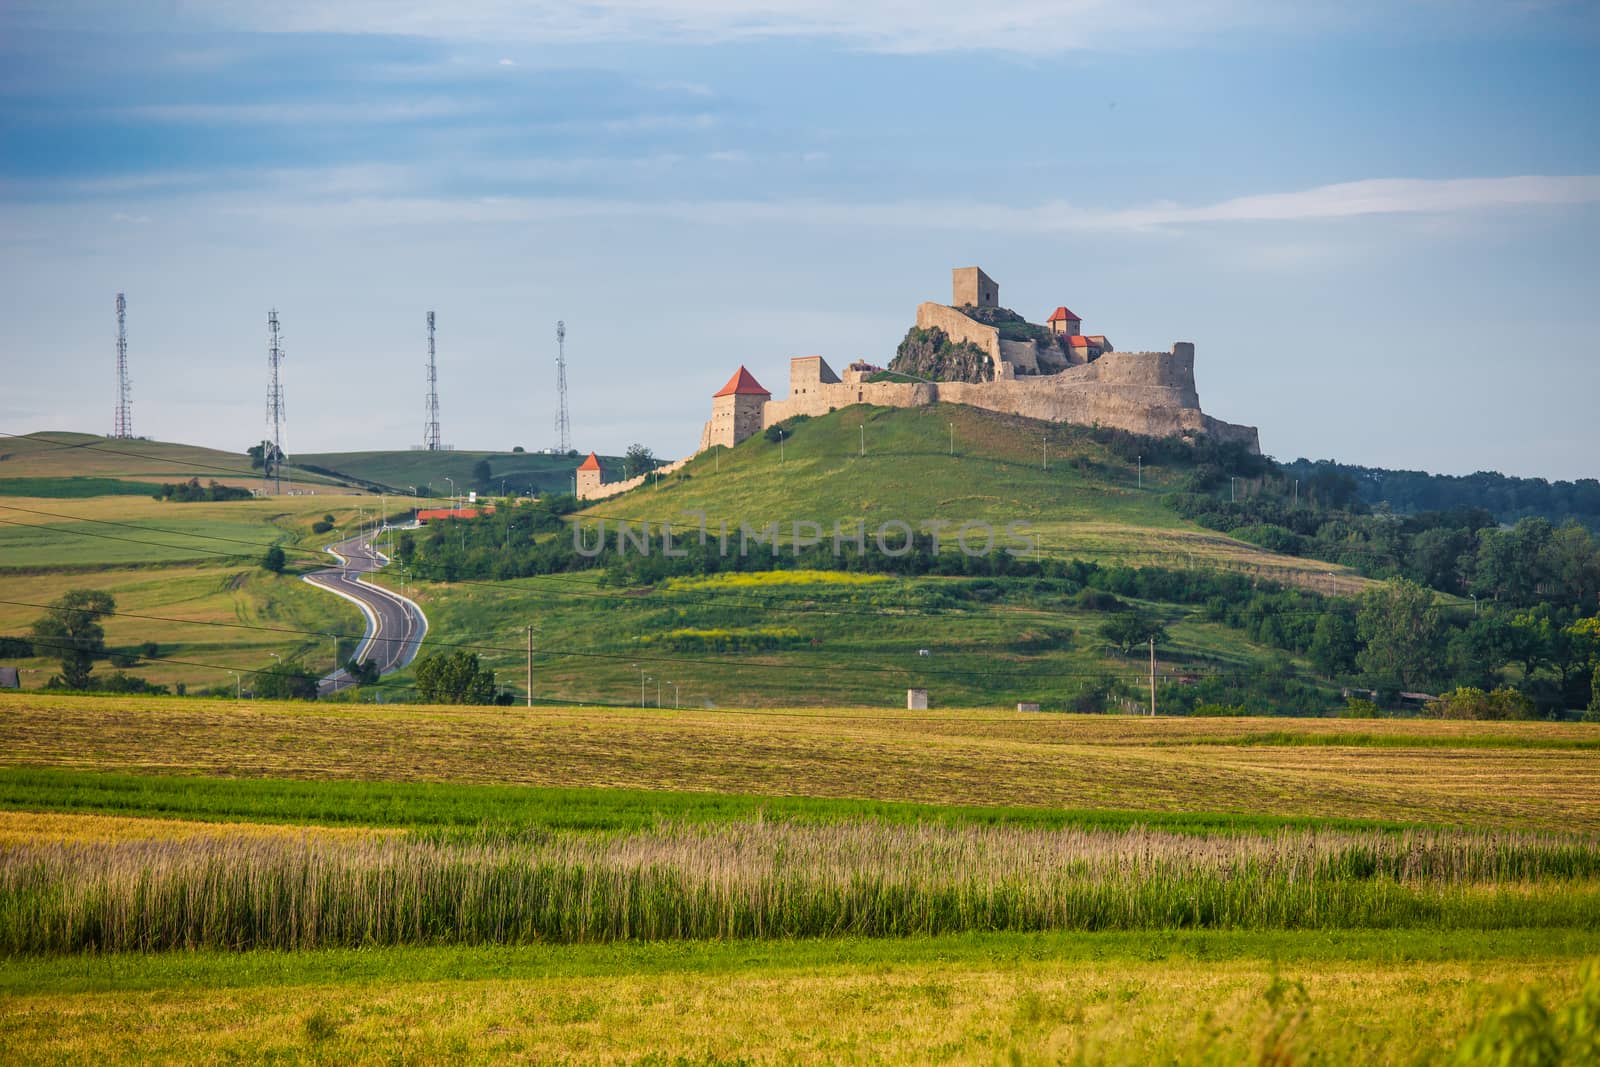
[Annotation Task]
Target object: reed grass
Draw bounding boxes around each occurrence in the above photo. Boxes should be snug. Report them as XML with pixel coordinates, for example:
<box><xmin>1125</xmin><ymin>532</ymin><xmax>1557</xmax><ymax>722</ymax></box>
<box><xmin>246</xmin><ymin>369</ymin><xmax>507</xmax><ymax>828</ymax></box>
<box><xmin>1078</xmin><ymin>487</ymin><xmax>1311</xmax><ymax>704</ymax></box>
<box><xmin>4</xmin><ymin>821</ymin><xmax>1597</xmax><ymax>954</ymax></box>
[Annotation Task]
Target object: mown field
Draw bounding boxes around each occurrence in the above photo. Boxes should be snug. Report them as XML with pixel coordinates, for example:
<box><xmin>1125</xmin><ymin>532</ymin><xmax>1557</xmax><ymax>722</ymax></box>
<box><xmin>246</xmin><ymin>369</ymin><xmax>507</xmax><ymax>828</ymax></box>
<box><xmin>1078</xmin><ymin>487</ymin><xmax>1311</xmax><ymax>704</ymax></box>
<box><xmin>1</xmin><ymin>696</ymin><xmax>1598</xmax><ymax>1062</ymax></box>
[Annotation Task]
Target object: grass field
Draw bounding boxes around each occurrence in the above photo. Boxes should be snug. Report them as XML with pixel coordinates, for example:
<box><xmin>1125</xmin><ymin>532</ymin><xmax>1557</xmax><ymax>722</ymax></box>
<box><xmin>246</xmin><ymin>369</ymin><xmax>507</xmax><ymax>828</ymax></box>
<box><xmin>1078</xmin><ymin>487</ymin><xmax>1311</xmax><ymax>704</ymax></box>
<box><xmin>0</xmin><ymin>431</ymin><xmax>346</xmax><ymax>489</ymax></box>
<box><xmin>367</xmin><ymin>565</ymin><xmax>1312</xmax><ymax>709</ymax></box>
<box><xmin>2</xmin><ymin>934</ymin><xmax>1594</xmax><ymax>1064</ymax></box>
<box><xmin>297</xmin><ymin>447</ymin><xmax>626</xmax><ymax>498</ymax></box>
<box><xmin>0</xmin><ymin>493</ymin><xmax>389</xmax><ymax>689</ymax></box>
<box><xmin>1</xmin><ymin>696</ymin><xmax>1597</xmax><ymax>1061</ymax></box>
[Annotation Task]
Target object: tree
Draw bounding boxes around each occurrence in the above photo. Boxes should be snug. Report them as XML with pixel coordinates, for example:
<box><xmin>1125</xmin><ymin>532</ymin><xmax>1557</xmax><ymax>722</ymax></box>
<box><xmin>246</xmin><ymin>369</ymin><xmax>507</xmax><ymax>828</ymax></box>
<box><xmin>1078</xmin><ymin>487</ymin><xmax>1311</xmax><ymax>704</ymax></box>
<box><xmin>1356</xmin><ymin>577</ymin><xmax>1442</xmax><ymax>692</ymax></box>
<box><xmin>30</xmin><ymin>590</ymin><xmax>115</xmax><ymax>690</ymax></box>
<box><xmin>254</xmin><ymin>662</ymin><xmax>319</xmax><ymax>701</ymax></box>
<box><xmin>342</xmin><ymin>657</ymin><xmax>380</xmax><ymax>687</ymax></box>
<box><xmin>1308</xmin><ymin>612</ymin><xmax>1358</xmax><ymax>678</ymax></box>
<box><xmin>414</xmin><ymin>650</ymin><xmax>496</xmax><ymax>704</ymax></box>
<box><xmin>1098</xmin><ymin>610</ymin><xmax>1167</xmax><ymax>656</ymax></box>
<box><xmin>261</xmin><ymin>546</ymin><xmax>287</xmax><ymax>573</ymax></box>
<box><xmin>623</xmin><ymin>444</ymin><xmax>656</xmax><ymax>480</ymax></box>
<box><xmin>471</xmin><ymin>459</ymin><xmax>492</xmax><ymax>486</ymax></box>
<box><xmin>512</xmin><ymin>446</ymin><xmax>525</xmax><ymax>453</ymax></box>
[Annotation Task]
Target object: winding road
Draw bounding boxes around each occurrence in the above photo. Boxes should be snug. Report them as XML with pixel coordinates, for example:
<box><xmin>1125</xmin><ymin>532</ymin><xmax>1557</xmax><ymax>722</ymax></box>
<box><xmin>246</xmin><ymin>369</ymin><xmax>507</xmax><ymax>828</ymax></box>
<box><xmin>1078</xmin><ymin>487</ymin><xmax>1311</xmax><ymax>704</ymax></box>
<box><xmin>303</xmin><ymin>530</ymin><xmax>428</xmax><ymax>696</ymax></box>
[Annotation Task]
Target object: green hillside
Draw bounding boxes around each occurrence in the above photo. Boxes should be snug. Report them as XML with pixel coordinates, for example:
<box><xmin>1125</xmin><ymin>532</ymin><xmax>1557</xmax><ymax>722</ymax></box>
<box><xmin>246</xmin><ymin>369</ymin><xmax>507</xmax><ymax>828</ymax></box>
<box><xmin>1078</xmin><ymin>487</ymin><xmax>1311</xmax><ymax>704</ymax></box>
<box><xmin>296</xmin><ymin>448</ymin><xmax>625</xmax><ymax>500</ymax></box>
<box><xmin>0</xmin><ymin>432</ymin><xmax>346</xmax><ymax>491</ymax></box>
<box><xmin>578</xmin><ymin>403</ymin><xmax>1367</xmax><ymax>595</ymax></box>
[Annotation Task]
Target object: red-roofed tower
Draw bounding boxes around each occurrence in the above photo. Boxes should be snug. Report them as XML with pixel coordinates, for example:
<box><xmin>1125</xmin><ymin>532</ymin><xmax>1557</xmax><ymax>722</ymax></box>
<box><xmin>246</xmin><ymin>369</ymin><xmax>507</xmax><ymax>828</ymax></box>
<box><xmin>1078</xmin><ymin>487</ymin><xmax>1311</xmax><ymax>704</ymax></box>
<box><xmin>576</xmin><ymin>451</ymin><xmax>604</xmax><ymax>499</ymax></box>
<box><xmin>707</xmin><ymin>365</ymin><xmax>771</xmax><ymax>448</ymax></box>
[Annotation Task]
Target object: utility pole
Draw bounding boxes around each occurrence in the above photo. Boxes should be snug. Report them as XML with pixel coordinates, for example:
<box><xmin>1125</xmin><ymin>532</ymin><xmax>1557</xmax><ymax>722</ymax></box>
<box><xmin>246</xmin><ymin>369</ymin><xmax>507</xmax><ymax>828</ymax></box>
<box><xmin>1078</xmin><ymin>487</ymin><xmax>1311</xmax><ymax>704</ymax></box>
<box><xmin>1293</xmin><ymin>479</ymin><xmax>1299</xmax><ymax>507</ymax></box>
<box><xmin>949</xmin><ymin>422</ymin><xmax>954</xmax><ymax>456</ymax></box>
<box><xmin>1231</xmin><ymin>477</ymin><xmax>1237</xmax><ymax>504</ymax></box>
<box><xmin>1043</xmin><ymin>436</ymin><xmax>1048</xmax><ymax>471</ymax></box>
<box><xmin>1149</xmin><ymin>637</ymin><xmax>1157</xmax><ymax>717</ymax></box>
<box><xmin>859</xmin><ymin>424</ymin><xmax>865</xmax><ymax>457</ymax></box>
<box><xmin>526</xmin><ymin>624</ymin><xmax>534</xmax><ymax>707</ymax></box>
<box><xmin>1137</xmin><ymin>455</ymin><xmax>1142</xmax><ymax>490</ymax></box>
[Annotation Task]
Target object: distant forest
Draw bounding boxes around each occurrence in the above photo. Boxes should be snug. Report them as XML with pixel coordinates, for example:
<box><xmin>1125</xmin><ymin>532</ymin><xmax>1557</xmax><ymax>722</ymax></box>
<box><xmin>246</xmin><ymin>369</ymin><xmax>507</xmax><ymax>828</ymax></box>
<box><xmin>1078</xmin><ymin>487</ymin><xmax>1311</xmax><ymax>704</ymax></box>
<box><xmin>1282</xmin><ymin>460</ymin><xmax>1600</xmax><ymax>530</ymax></box>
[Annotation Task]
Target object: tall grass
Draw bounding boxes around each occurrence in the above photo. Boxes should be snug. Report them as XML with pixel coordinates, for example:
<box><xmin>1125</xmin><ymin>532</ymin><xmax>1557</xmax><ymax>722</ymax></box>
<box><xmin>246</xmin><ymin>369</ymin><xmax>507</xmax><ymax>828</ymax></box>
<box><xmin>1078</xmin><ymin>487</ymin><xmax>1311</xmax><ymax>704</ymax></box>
<box><xmin>3</xmin><ymin>822</ymin><xmax>1598</xmax><ymax>953</ymax></box>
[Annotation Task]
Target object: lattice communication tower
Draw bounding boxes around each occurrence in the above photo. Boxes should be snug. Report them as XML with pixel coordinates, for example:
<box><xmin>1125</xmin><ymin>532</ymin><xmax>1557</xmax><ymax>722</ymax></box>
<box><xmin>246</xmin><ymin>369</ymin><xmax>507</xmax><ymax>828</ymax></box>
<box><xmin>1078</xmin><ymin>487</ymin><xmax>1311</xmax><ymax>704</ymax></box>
<box><xmin>424</xmin><ymin>311</ymin><xmax>442</xmax><ymax>451</ymax></box>
<box><xmin>113</xmin><ymin>293</ymin><xmax>133</xmax><ymax>438</ymax></box>
<box><xmin>555</xmin><ymin>320</ymin><xmax>571</xmax><ymax>454</ymax></box>
<box><xmin>265</xmin><ymin>310</ymin><xmax>287</xmax><ymax>494</ymax></box>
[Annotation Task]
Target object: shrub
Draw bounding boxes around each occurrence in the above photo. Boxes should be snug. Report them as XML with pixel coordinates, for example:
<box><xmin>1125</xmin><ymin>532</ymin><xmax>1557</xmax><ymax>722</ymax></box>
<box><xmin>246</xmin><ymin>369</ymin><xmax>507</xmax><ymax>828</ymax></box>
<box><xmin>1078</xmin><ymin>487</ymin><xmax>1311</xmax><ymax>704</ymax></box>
<box><xmin>1340</xmin><ymin>697</ymin><xmax>1382</xmax><ymax>719</ymax></box>
<box><xmin>311</xmin><ymin>520</ymin><xmax>334</xmax><ymax>534</ymax></box>
<box><xmin>1427</xmin><ymin>686</ymin><xmax>1537</xmax><ymax>721</ymax></box>
<box><xmin>1191</xmin><ymin>702</ymin><xmax>1249</xmax><ymax>717</ymax></box>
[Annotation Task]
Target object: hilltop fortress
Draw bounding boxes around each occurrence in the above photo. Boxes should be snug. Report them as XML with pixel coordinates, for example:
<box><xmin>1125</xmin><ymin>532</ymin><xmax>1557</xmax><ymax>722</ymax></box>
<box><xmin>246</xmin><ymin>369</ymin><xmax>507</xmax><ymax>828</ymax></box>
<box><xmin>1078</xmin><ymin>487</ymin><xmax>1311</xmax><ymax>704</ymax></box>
<box><xmin>578</xmin><ymin>267</ymin><xmax>1259</xmax><ymax>500</ymax></box>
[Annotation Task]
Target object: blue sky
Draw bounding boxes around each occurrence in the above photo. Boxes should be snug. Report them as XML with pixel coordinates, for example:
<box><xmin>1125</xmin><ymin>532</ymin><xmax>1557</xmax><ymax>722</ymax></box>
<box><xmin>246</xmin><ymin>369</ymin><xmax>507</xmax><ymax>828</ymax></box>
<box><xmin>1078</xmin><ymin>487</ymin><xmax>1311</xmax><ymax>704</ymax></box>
<box><xmin>2</xmin><ymin>2</ymin><xmax>1597</xmax><ymax>478</ymax></box>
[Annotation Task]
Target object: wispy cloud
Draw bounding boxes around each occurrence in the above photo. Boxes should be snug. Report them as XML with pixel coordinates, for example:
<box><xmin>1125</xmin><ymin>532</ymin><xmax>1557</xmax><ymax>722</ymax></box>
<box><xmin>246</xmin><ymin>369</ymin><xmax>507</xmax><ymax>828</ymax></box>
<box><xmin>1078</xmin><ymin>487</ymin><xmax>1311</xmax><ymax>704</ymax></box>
<box><xmin>210</xmin><ymin>173</ymin><xmax>1600</xmax><ymax>232</ymax></box>
<box><xmin>0</xmin><ymin>0</ymin><xmax>1403</xmax><ymax>54</ymax></box>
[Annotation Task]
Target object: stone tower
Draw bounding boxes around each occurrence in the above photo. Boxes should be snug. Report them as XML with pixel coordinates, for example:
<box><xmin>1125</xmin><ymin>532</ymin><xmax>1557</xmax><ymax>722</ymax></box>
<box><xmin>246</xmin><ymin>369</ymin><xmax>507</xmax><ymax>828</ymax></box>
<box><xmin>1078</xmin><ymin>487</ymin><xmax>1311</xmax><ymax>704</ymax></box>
<box><xmin>575</xmin><ymin>451</ymin><xmax>603</xmax><ymax>499</ymax></box>
<box><xmin>706</xmin><ymin>366</ymin><xmax>771</xmax><ymax>448</ymax></box>
<box><xmin>952</xmin><ymin>266</ymin><xmax>998</xmax><ymax>309</ymax></box>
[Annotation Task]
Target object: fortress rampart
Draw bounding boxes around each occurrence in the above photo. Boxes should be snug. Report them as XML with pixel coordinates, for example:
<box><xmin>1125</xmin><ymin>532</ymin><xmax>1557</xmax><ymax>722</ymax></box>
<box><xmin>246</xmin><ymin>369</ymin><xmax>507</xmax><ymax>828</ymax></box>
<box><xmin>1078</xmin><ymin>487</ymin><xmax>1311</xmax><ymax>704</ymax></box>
<box><xmin>577</xmin><ymin>266</ymin><xmax>1261</xmax><ymax>501</ymax></box>
<box><xmin>761</xmin><ymin>344</ymin><xmax>1257</xmax><ymax>451</ymax></box>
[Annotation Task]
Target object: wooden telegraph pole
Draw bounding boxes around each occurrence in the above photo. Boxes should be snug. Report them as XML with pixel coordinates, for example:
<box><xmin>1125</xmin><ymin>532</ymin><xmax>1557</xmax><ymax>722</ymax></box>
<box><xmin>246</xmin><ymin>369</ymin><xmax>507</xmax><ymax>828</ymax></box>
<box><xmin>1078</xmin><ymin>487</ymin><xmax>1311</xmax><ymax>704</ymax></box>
<box><xmin>526</xmin><ymin>625</ymin><xmax>534</xmax><ymax>708</ymax></box>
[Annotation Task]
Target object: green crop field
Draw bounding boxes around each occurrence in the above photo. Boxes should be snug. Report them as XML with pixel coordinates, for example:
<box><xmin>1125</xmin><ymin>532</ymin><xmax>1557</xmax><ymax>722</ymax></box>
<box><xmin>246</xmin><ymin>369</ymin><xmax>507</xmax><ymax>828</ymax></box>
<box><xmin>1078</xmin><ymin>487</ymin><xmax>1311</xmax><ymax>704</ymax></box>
<box><xmin>1</xmin><ymin>696</ymin><xmax>1598</xmax><ymax>1063</ymax></box>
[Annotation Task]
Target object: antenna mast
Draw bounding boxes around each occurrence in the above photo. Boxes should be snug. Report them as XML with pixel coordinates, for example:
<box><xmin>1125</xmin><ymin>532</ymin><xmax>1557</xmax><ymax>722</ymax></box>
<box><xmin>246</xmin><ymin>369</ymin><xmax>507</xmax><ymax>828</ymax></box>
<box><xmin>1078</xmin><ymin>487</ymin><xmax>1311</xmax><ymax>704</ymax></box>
<box><xmin>265</xmin><ymin>310</ymin><xmax>286</xmax><ymax>494</ymax></box>
<box><xmin>554</xmin><ymin>320</ymin><xmax>570</xmax><ymax>454</ymax></box>
<box><xmin>424</xmin><ymin>311</ymin><xmax>441</xmax><ymax>451</ymax></box>
<box><xmin>113</xmin><ymin>293</ymin><xmax>133</xmax><ymax>438</ymax></box>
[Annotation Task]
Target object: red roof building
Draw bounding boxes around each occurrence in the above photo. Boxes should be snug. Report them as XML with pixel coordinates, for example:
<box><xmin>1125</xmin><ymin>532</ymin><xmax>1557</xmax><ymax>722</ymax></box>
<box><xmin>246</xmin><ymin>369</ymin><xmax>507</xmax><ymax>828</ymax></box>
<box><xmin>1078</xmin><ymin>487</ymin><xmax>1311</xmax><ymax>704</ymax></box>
<box><xmin>416</xmin><ymin>507</ymin><xmax>488</xmax><ymax>522</ymax></box>
<box><xmin>712</xmin><ymin>365</ymin><xmax>771</xmax><ymax>398</ymax></box>
<box><xmin>1047</xmin><ymin>307</ymin><xmax>1080</xmax><ymax>324</ymax></box>
<box><xmin>577</xmin><ymin>451</ymin><xmax>602</xmax><ymax>472</ymax></box>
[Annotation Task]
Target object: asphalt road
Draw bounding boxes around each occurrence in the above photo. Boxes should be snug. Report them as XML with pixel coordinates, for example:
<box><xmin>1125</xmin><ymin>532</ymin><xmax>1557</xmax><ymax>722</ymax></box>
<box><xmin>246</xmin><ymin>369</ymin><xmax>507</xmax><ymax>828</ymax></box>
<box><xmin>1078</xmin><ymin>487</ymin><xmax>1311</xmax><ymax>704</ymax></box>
<box><xmin>303</xmin><ymin>531</ymin><xmax>428</xmax><ymax>696</ymax></box>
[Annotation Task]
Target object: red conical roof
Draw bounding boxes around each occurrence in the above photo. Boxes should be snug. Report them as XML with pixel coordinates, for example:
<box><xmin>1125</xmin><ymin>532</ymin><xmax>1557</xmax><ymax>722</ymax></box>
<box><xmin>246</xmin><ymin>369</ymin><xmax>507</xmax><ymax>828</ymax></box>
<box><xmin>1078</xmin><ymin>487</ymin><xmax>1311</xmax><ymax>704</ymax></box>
<box><xmin>1047</xmin><ymin>306</ymin><xmax>1081</xmax><ymax>323</ymax></box>
<box><xmin>577</xmin><ymin>451</ymin><xmax>602</xmax><ymax>472</ymax></box>
<box><xmin>713</xmin><ymin>365</ymin><xmax>771</xmax><ymax>398</ymax></box>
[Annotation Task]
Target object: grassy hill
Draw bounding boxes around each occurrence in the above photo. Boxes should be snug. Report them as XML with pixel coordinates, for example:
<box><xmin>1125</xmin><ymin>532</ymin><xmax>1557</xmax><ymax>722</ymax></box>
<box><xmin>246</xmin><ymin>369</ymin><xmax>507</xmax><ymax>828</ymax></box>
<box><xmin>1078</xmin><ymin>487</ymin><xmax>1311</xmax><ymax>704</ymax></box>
<box><xmin>579</xmin><ymin>403</ymin><xmax>1367</xmax><ymax>595</ymax></box>
<box><xmin>0</xmin><ymin>432</ymin><xmax>347</xmax><ymax>492</ymax></box>
<box><xmin>295</xmin><ymin>448</ymin><xmax>625</xmax><ymax>499</ymax></box>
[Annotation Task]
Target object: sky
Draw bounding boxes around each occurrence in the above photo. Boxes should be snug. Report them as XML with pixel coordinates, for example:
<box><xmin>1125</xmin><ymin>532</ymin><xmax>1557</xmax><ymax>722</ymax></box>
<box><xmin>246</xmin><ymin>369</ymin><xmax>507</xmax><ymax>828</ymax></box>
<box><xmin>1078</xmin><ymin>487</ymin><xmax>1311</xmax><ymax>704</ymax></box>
<box><xmin>1</xmin><ymin>1</ymin><xmax>1597</xmax><ymax>479</ymax></box>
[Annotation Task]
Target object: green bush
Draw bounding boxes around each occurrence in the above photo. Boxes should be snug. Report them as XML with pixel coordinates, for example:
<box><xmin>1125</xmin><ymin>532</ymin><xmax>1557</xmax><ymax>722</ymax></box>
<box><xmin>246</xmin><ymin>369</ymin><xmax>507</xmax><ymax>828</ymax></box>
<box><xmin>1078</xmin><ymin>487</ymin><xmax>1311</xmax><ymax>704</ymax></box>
<box><xmin>1428</xmin><ymin>686</ymin><xmax>1537</xmax><ymax>721</ymax></box>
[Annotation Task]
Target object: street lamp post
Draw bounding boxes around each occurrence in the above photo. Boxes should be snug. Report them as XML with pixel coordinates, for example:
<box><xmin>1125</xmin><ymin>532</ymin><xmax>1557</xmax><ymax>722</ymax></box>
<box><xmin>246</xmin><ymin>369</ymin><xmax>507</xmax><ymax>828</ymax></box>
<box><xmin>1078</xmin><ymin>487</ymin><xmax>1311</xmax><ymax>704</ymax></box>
<box><xmin>445</xmin><ymin>477</ymin><xmax>457</xmax><ymax>510</ymax></box>
<box><xmin>667</xmin><ymin>681</ymin><xmax>679</xmax><ymax>709</ymax></box>
<box><xmin>227</xmin><ymin>670</ymin><xmax>241</xmax><ymax>700</ymax></box>
<box><xmin>632</xmin><ymin>663</ymin><xmax>645</xmax><ymax>707</ymax></box>
<box><xmin>859</xmin><ymin>424</ymin><xmax>865</xmax><ymax>457</ymax></box>
<box><xmin>949</xmin><ymin>422</ymin><xmax>954</xmax><ymax>456</ymax></box>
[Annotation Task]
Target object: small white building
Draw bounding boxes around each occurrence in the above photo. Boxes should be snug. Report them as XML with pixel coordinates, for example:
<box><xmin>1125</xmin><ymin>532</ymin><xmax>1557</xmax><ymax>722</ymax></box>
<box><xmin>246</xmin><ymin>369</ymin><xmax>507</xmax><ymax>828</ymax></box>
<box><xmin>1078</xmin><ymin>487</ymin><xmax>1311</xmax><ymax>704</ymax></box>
<box><xmin>907</xmin><ymin>688</ymin><xmax>929</xmax><ymax>710</ymax></box>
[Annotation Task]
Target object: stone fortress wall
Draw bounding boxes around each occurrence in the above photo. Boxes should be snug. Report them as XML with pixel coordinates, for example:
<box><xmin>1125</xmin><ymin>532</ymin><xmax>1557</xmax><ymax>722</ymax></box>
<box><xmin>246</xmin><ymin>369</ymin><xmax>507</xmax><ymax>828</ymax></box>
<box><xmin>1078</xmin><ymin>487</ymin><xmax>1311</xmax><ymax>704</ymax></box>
<box><xmin>577</xmin><ymin>265</ymin><xmax>1260</xmax><ymax>500</ymax></box>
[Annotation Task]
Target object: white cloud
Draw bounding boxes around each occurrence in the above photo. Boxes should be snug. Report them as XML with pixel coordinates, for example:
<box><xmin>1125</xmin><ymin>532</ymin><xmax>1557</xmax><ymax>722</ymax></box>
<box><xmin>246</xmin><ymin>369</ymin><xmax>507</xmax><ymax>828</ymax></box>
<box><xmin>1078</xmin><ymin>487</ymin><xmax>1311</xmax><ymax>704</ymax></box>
<box><xmin>497</xmin><ymin>57</ymin><xmax>516</xmax><ymax>66</ymax></box>
<box><xmin>17</xmin><ymin>0</ymin><xmax>1356</xmax><ymax>54</ymax></box>
<box><xmin>221</xmin><ymin>173</ymin><xmax>1599</xmax><ymax>231</ymax></box>
<box><xmin>121</xmin><ymin>98</ymin><xmax>486</xmax><ymax>124</ymax></box>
